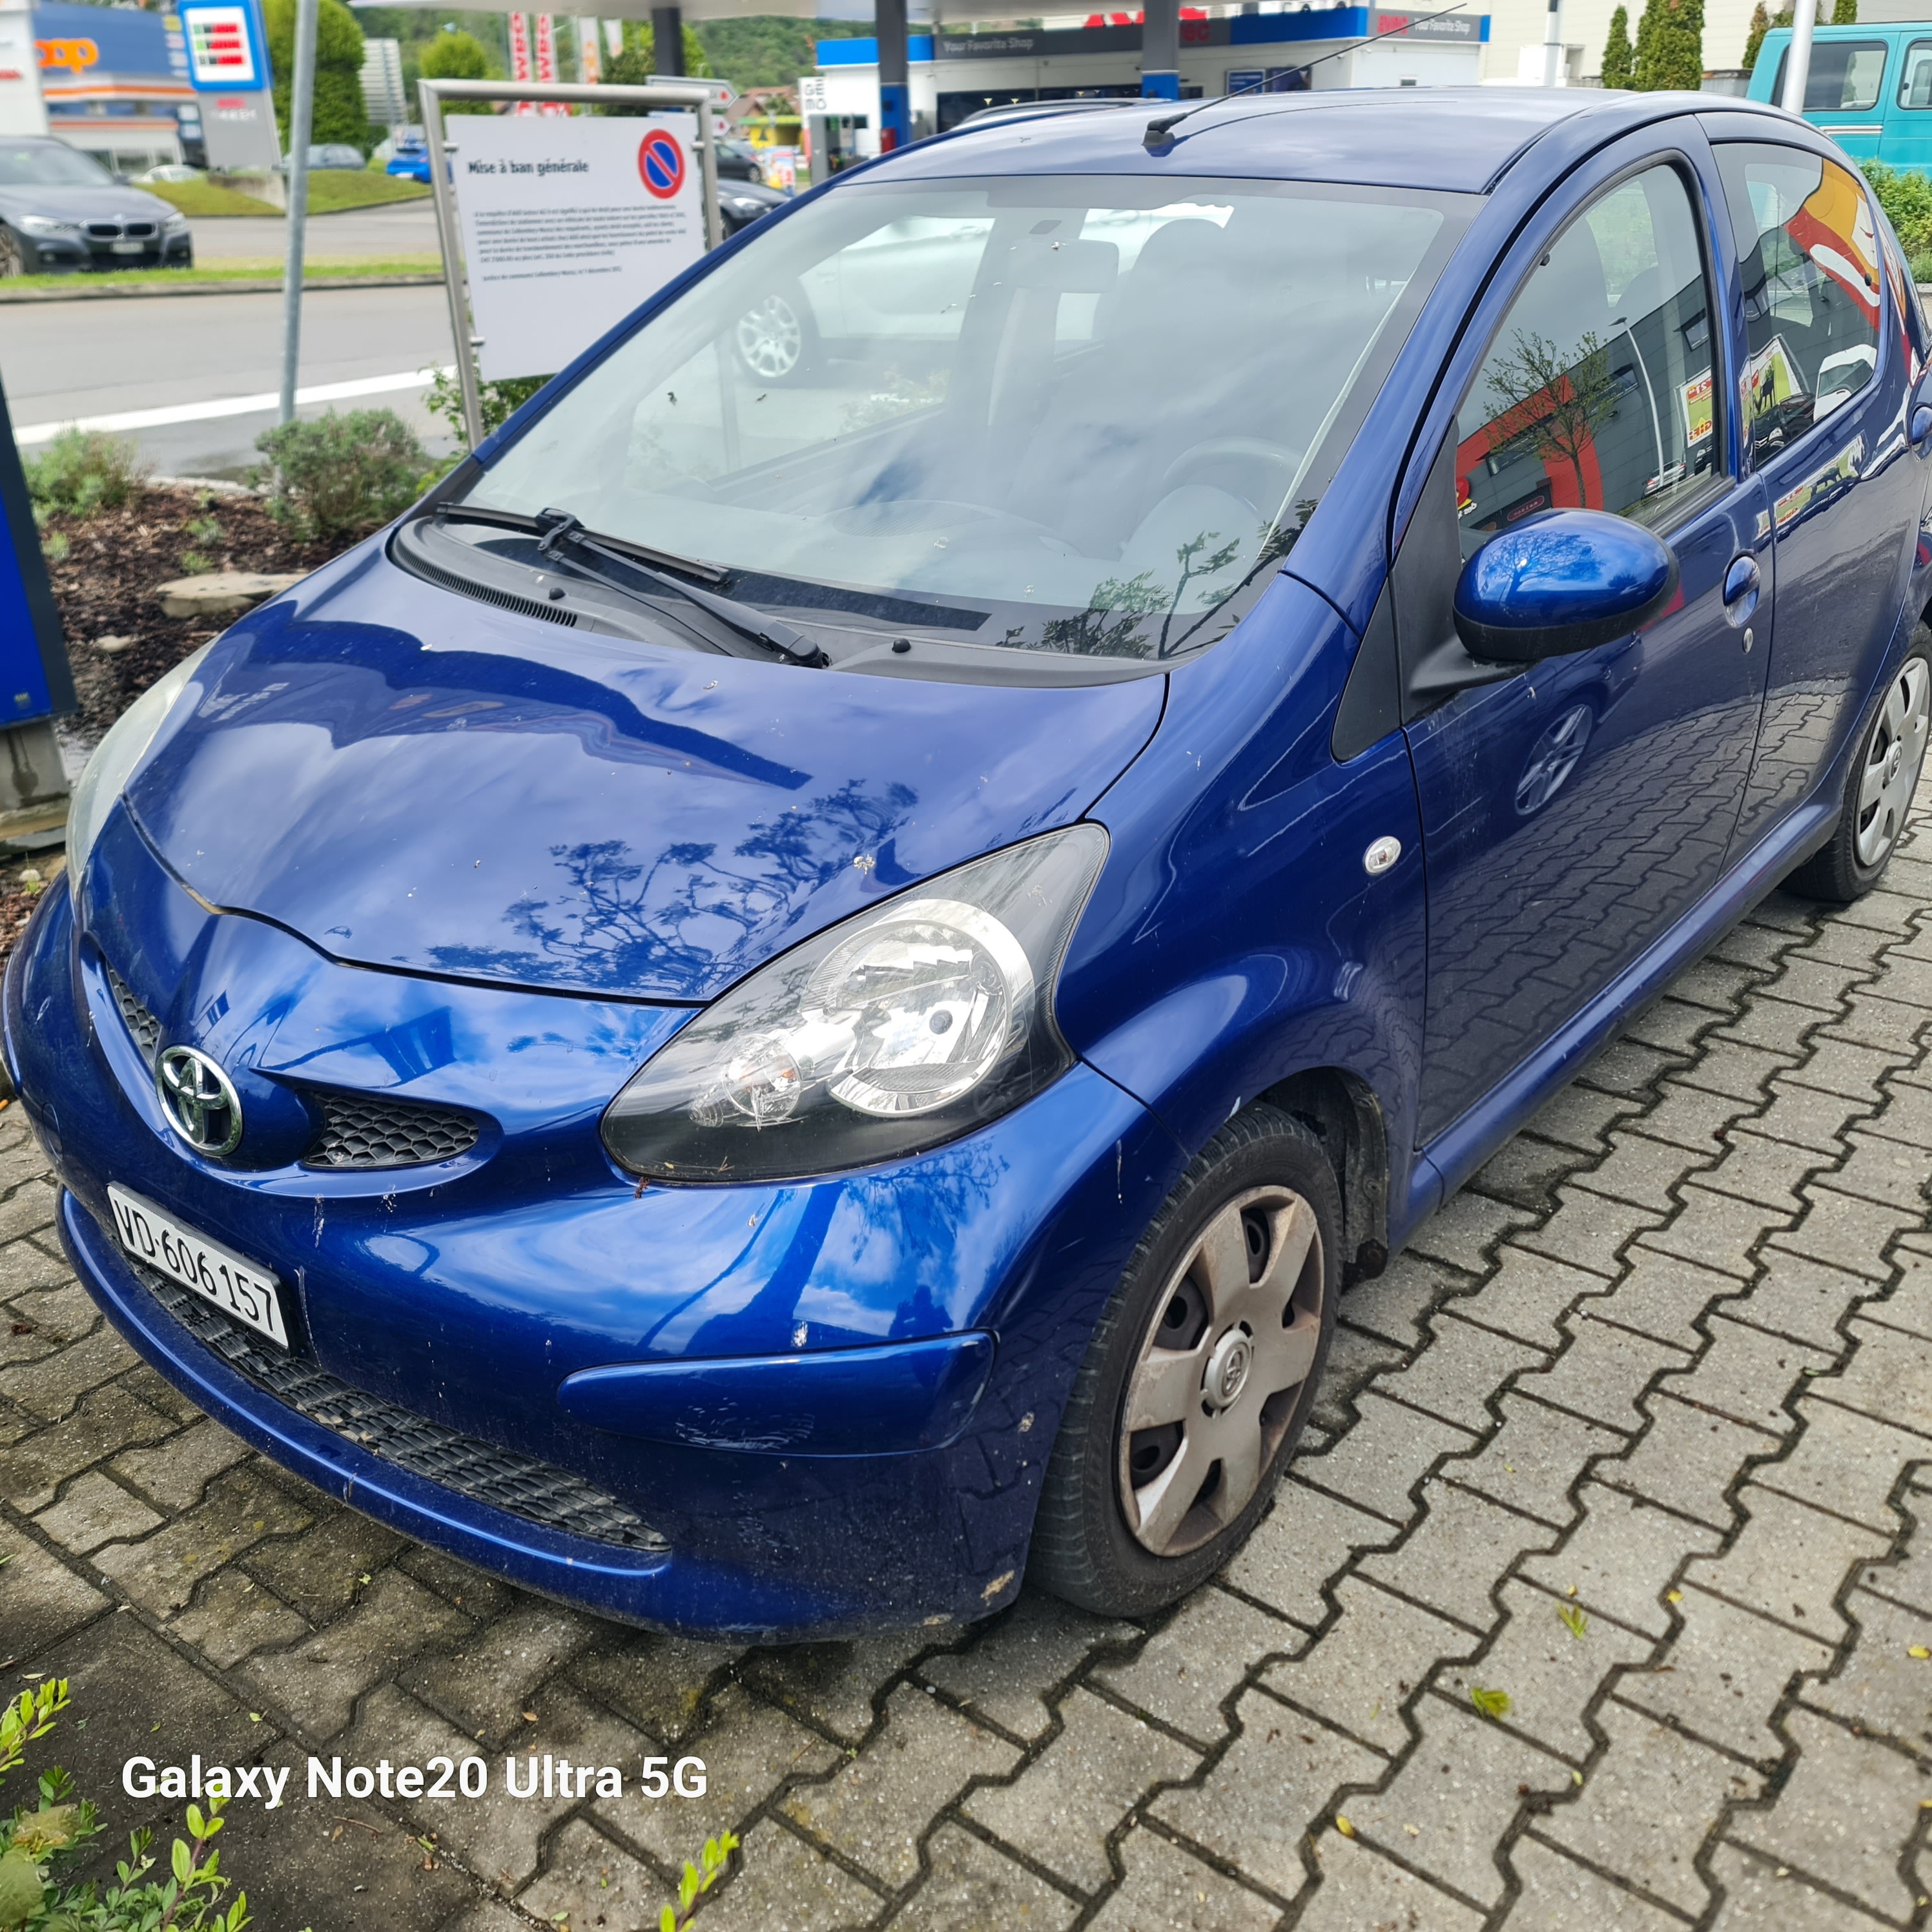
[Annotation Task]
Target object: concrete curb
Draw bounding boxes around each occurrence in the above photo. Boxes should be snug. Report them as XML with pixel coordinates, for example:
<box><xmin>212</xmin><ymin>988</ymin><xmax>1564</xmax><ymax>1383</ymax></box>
<box><xmin>0</xmin><ymin>272</ymin><xmax>442</xmax><ymax>303</ymax></box>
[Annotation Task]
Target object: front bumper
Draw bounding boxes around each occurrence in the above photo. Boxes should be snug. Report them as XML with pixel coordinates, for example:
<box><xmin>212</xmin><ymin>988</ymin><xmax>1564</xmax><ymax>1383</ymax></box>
<box><xmin>9</xmin><ymin>832</ymin><xmax>1186</xmax><ymax>1637</ymax></box>
<box><xmin>19</xmin><ymin>231</ymin><xmax>191</xmax><ymax>272</ymax></box>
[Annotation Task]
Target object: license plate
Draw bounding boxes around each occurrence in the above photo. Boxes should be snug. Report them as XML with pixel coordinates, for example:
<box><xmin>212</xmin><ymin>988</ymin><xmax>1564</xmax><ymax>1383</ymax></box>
<box><xmin>110</xmin><ymin>240</ymin><xmax>146</xmax><ymax>254</ymax></box>
<box><xmin>108</xmin><ymin>1186</ymin><xmax>288</xmax><ymax>1349</ymax></box>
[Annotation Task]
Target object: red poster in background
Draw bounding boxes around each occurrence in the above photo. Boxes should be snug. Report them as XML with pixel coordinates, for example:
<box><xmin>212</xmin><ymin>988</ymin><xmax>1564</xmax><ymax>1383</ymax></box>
<box><xmin>507</xmin><ymin>12</ymin><xmax>535</xmax><ymax>113</ymax></box>
<box><xmin>533</xmin><ymin>14</ymin><xmax>567</xmax><ymax>113</ymax></box>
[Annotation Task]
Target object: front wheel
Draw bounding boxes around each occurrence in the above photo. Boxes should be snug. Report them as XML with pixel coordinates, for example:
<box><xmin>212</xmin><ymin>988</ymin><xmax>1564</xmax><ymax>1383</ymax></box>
<box><xmin>734</xmin><ymin>285</ymin><xmax>816</xmax><ymax>384</ymax></box>
<box><xmin>1789</xmin><ymin>630</ymin><xmax>1931</xmax><ymax>903</ymax></box>
<box><xmin>0</xmin><ymin>227</ymin><xmax>28</xmax><ymax>278</ymax></box>
<box><xmin>1029</xmin><ymin>1105</ymin><xmax>1341</xmax><ymax>1617</ymax></box>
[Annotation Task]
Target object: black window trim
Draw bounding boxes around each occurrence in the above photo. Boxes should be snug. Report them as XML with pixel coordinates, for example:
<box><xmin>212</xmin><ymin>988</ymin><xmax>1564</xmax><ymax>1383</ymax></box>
<box><xmin>1708</xmin><ymin>136</ymin><xmax>1892</xmax><ymax>478</ymax></box>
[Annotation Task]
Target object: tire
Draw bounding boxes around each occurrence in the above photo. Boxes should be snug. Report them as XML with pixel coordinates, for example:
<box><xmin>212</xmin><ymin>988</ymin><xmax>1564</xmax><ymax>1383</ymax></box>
<box><xmin>1029</xmin><ymin>1104</ymin><xmax>1342</xmax><ymax>1618</ymax></box>
<box><xmin>0</xmin><ymin>228</ymin><xmax>27</xmax><ymax>279</ymax></box>
<box><xmin>1788</xmin><ymin>628</ymin><xmax>1932</xmax><ymax>904</ymax></box>
<box><xmin>733</xmin><ymin>284</ymin><xmax>817</xmax><ymax>385</ymax></box>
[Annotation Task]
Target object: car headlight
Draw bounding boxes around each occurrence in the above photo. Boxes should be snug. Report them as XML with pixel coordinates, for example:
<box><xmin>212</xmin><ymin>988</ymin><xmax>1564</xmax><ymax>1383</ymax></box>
<box><xmin>17</xmin><ymin>215</ymin><xmax>79</xmax><ymax>238</ymax></box>
<box><xmin>602</xmin><ymin>825</ymin><xmax>1108</xmax><ymax>1182</ymax></box>
<box><xmin>162</xmin><ymin>211</ymin><xmax>189</xmax><ymax>233</ymax></box>
<box><xmin>67</xmin><ymin>644</ymin><xmax>212</xmax><ymax>889</ymax></box>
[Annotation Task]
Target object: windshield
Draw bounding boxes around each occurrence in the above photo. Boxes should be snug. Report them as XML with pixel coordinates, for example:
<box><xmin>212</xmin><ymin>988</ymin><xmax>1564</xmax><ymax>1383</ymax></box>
<box><xmin>461</xmin><ymin>173</ymin><xmax>1467</xmax><ymax>661</ymax></box>
<box><xmin>0</xmin><ymin>142</ymin><xmax>114</xmax><ymax>188</ymax></box>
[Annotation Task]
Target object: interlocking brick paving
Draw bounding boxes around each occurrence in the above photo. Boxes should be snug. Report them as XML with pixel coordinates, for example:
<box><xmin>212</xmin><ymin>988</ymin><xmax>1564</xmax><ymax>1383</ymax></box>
<box><xmin>6</xmin><ymin>776</ymin><xmax>1932</xmax><ymax>1929</ymax></box>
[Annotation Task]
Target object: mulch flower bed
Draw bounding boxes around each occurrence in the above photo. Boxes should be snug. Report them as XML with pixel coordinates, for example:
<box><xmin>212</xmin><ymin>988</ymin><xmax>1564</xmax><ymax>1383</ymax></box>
<box><xmin>0</xmin><ymin>485</ymin><xmax>348</xmax><ymax>985</ymax></box>
<box><xmin>42</xmin><ymin>482</ymin><xmax>339</xmax><ymax>743</ymax></box>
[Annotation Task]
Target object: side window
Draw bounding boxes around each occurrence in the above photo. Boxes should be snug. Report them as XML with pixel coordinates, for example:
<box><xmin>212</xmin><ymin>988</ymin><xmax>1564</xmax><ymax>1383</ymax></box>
<box><xmin>1773</xmin><ymin>39</ymin><xmax>1888</xmax><ymax>112</ymax></box>
<box><xmin>1900</xmin><ymin>39</ymin><xmax>1932</xmax><ymax>107</ymax></box>
<box><xmin>1454</xmin><ymin>165</ymin><xmax>1717</xmax><ymax>560</ymax></box>
<box><xmin>1715</xmin><ymin>143</ymin><xmax>1881</xmax><ymax>463</ymax></box>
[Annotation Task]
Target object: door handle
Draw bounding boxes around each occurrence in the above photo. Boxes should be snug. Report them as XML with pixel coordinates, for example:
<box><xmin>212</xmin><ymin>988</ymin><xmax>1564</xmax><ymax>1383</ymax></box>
<box><xmin>1723</xmin><ymin>554</ymin><xmax>1760</xmax><ymax>625</ymax></box>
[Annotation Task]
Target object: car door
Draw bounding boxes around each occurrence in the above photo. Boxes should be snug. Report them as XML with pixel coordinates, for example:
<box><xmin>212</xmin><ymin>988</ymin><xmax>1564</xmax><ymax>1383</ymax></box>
<box><xmin>1397</xmin><ymin>152</ymin><xmax>1773</xmax><ymax>1149</ymax></box>
<box><xmin>1887</xmin><ymin>37</ymin><xmax>1932</xmax><ymax>172</ymax></box>
<box><xmin>1710</xmin><ymin>139</ymin><xmax>1929</xmax><ymax>847</ymax></box>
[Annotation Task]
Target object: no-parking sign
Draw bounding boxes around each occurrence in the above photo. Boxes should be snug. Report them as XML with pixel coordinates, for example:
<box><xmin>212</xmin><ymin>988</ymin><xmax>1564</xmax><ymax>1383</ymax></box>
<box><xmin>452</xmin><ymin>113</ymin><xmax>703</xmax><ymax>382</ymax></box>
<box><xmin>637</xmin><ymin>127</ymin><xmax>684</xmax><ymax>200</ymax></box>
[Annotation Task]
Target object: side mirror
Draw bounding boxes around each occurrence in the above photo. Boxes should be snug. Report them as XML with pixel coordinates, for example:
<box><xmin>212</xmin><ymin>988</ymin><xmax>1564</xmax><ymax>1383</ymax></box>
<box><xmin>1455</xmin><ymin>509</ymin><xmax>1678</xmax><ymax>665</ymax></box>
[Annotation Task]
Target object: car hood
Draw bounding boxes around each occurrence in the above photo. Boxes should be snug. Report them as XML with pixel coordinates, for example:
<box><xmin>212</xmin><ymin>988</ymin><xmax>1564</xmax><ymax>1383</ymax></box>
<box><xmin>125</xmin><ymin>548</ymin><xmax>1166</xmax><ymax>1003</ymax></box>
<box><xmin>0</xmin><ymin>185</ymin><xmax>174</xmax><ymax>221</ymax></box>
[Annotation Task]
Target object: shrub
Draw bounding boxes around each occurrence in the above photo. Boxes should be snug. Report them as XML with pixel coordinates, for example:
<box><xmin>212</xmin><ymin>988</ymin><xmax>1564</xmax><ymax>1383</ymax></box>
<box><xmin>23</xmin><ymin>430</ymin><xmax>148</xmax><ymax>519</ymax></box>
<box><xmin>420</xmin><ymin>29</ymin><xmax>498</xmax><ymax>115</ymax></box>
<box><xmin>424</xmin><ymin>367</ymin><xmax>551</xmax><ymax>447</ymax></box>
<box><xmin>0</xmin><ymin>1680</ymin><xmax>250</xmax><ymax>1932</ymax></box>
<box><xmin>251</xmin><ymin>407</ymin><xmax>430</xmax><ymax>540</ymax></box>
<box><xmin>1864</xmin><ymin>160</ymin><xmax>1932</xmax><ymax>260</ymax></box>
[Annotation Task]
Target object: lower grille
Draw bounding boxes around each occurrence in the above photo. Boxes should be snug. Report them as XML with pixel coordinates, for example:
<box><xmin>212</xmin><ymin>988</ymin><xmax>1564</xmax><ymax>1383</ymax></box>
<box><xmin>129</xmin><ymin>1258</ymin><xmax>668</xmax><ymax>1553</ymax></box>
<box><xmin>104</xmin><ymin>962</ymin><xmax>161</xmax><ymax>1065</ymax></box>
<box><xmin>303</xmin><ymin>1091</ymin><xmax>482</xmax><ymax>1169</ymax></box>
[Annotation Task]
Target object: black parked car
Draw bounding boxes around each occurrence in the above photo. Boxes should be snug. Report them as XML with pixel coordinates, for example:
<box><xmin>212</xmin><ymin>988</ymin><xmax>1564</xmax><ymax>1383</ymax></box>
<box><xmin>719</xmin><ymin>176</ymin><xmax>786</xmax><ymax>235</ymax></box>
<box><xmin>0</xmin><ymin>138</ymin><xmax>192</xmax><ymax>276</ymax></box>
<box><xmin>714</xmin><ymin>135</ymin><xmax>766</xmax><ymax>183</ymax></box>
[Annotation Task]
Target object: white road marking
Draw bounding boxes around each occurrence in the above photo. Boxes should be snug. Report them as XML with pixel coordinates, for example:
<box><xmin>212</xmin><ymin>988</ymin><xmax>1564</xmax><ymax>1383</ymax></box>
<box><xmin>12</xmin><ymin>366</ymin><xmax>455</xmax><ymax>446</ymax></box>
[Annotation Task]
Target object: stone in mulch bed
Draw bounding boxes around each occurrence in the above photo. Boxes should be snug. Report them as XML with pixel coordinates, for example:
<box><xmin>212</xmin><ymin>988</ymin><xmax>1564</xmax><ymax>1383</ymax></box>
<box><xmin>41</xmin><ymin>484</ymin><xmax>339</xmax><ymax>744</ymax></box>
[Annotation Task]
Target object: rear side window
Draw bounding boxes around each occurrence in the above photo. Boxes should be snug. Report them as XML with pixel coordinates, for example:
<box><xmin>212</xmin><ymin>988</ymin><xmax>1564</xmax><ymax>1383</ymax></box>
<box><xmin>1772</xmin><ymin>39</ymin><xmax>1887</xmax><ymax>112</ymax></box>
<box><xmin>1455</xmin><ymin>165</ymin><xmax>1718</xmax><ymax>558</ymax></box>
<box><xmin>1715</xmin><ymin>143</ymin><xmax>1881</xmax><ymax>462</ymax></box>
<box><xmin>1900</xmin><ymin>39</ymin><xmax>1932</xmax><ymax>107</ymax></box>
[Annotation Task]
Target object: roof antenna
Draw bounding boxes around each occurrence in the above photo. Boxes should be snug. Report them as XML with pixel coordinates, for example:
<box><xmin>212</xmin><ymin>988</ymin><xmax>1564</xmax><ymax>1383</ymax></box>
<box><xmin>1144</xmin><ymin>2</ymin><xmax>1466</xmax><ymax>149</ymax></box>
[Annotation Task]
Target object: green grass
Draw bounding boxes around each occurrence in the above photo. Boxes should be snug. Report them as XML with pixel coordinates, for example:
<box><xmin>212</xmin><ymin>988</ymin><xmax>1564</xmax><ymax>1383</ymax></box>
<box><xmin>138</xmin><ymin>170</ymin><xmax>431</xmax><ymax>220</ymax></box>
<box><xmin>140</xmin><ymin>178</ymin><xmax>279</xmax><ymax>218</ymax></box>
<box><xmin>0</xmin><ymin>255</ymin><xmax>440</xmax><ymax>294</ymax></box>
<box><xmin>305</xmin><ymin>170</ymin><xmax>433</xmax><ymax>213</ymax></box>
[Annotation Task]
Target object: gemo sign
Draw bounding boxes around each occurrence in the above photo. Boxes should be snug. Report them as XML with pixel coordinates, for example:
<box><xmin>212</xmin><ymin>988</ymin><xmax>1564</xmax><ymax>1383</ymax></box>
<box><xmin>36</xmin><ymin>38</ymin><xmax>100</xmax><ymax>77</ymax></box>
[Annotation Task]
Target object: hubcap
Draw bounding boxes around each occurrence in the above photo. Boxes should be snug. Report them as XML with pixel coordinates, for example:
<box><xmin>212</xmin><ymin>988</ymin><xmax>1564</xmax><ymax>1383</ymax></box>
<box><xmin>1117</xmin><ymin>1186</ymin><xmax>1324</xmax><ymax>1558</ymax></box>
<box><xmin>735</xmin><ymin>295</ymin><xmax>803</xmax><ymax>380</ymax></box>
<box><xmin>1855</xmin><ymin>659</ymin><xmax>1931</xmax><ymax>870</ymax></box>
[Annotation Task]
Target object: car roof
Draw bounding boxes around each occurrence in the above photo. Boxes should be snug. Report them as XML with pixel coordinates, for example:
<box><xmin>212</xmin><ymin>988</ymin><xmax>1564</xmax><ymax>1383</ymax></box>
<box><xmin>891</xmin><ymin>87</ymin><xmax>1794</xmax><ymax>196</ymax></box>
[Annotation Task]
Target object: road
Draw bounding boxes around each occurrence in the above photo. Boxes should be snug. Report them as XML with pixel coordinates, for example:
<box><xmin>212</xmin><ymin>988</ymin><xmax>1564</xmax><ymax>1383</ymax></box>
<box><xmin>0</xmin><ymin>280</ymin><xmax>458</xmax><ymax>480</ymax></box>
<box><xmin>185</xmin><ymin>200</ymin><xmax>440</xmax><ymax>263</ymax></box>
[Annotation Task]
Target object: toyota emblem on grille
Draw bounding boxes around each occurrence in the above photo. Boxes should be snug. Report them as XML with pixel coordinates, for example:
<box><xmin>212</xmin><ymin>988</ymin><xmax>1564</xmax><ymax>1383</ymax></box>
<box><xmin>156</xmin><ymin>1046</ymin><xmax>243</xmax><ymax>1155</ymax></box>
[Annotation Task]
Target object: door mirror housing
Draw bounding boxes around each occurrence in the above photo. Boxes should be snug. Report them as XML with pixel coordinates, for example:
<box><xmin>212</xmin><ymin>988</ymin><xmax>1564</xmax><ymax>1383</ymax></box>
<box><xmin>1454</xmin><ymin>509</ymin><xmax>1678</xmax><ymax>665</ymax></box>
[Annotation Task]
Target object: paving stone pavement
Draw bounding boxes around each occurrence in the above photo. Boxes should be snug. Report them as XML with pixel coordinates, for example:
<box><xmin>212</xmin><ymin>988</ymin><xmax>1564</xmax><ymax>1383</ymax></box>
<box><xmin>9</xmin><ymin>793</ymin><xmax>1932</xmax><ymax>1930</ymax></box>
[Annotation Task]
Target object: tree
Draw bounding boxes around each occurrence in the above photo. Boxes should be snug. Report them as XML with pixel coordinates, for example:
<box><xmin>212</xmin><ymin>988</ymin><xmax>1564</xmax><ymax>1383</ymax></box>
<box><xmin>1633</xmin><ymin>0</ymin><xmax>1702</xmax><ymax>89</ymax></box>
<box><xmin>1742</xmin><ymin>1</ymin><xmax>1771</xmax><ymax>74</ymax></box>
<box><xmin>419</xmin><ymin>28</ymin><xmax>497</xmax><ymax>116</ymax></box>
<box><xmin>606</xmin><ymin>20</ymin><xmax>714</xmax><ymax>86</ymax></box>
<box><xmin>1601</xmin><ymin>6</ymin><xmax>1634</xmax><ymax>87</ymax></box>
<box><xmin>264</xmin><ymin>0</ymin><xmax>367</xmax><ymax>149</ymax></box>
<box><xmin>1832</xmin><ymin>0</ymin><xmax>1857</xmax><ymax>21</ymax></box>
<box><xmin>1484</xmin><ymin>328</ymin><xmax>1620</xmax><ymax>511</ymax></box>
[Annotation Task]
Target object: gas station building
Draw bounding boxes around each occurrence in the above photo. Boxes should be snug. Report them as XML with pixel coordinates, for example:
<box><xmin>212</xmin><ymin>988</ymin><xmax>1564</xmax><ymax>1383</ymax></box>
<box><xmin>806</xmin><ymin>5</ymin><xmax>1488</xmax><ymax>154</ymax></box>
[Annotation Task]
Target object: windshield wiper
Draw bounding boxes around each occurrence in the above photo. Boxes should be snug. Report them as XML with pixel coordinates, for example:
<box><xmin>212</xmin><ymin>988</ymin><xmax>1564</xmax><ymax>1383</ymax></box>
<box><xmin>428</xmin><ymin>504</ymin><xmax>830</xmax><ymax>669</ymax></box>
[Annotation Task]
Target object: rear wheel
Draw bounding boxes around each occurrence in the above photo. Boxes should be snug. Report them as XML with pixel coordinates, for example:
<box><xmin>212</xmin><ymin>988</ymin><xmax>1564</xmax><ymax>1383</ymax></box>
<box><xmin>1029</xmin><ymin>1105</ymin><xmax>1341</xmax><ymax>1616</ymax></box>
<box><xmin>1789</xmin><ymin>630</ymin><xmax>1931</xmax><ymax>903</ymax></box>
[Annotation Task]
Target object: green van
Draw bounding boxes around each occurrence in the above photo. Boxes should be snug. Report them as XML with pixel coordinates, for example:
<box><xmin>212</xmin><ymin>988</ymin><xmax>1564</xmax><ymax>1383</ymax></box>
<box><xmin>1749</xmin><ymin>23</ymin><xmax>1932</xmax><ymax>166</ymax></box>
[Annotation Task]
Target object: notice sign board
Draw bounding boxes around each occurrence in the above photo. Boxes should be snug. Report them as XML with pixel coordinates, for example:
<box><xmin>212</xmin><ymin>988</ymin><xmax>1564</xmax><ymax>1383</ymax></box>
<box><xmin>454</xmin><ymin>114</ymin><xmax>703</xmax><ymax>382</ymax></box>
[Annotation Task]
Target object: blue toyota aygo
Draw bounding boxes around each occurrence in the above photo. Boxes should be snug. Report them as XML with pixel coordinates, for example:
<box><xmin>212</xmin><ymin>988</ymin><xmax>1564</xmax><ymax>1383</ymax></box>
<box><xmin>12</xmin><ymin>86</ymin><xmax>1932</xmax><ymax>1639</ymax></box>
